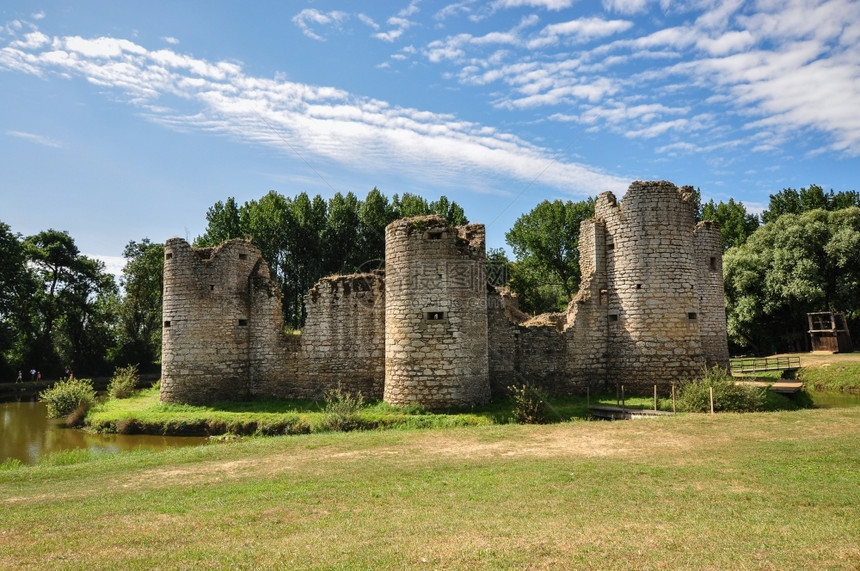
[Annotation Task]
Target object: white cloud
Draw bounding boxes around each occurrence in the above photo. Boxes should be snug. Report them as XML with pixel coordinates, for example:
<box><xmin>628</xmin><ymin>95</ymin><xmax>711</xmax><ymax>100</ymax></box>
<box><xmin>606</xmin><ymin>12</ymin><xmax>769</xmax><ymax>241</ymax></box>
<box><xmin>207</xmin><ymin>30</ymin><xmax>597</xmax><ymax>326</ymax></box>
<box><xmin>528</xmin><ymin>17</ymin><xmax>634</xmax><ymax>48</ymax></box>
<box><xmin>292</xmin><ymin>9</ymin><xmax>350</xmax><ymax>41</ymax></box>
<box><xmin>492</xmin><ymin>0</ymin><xmax>574</xmax><ymax>10</ymax></box>
<box><xmin>89</xmin><ymin>254</ymin><xmax>125</xmax><ymax>278</ymax></box>
<box><xmin>0</xmin><ymin>23</ymin><xmax>628</xmax><ymax>198</ymax></box>
<box><xmin>415</xmin><ymin>0</ymin><xmax>860</xmax><ymax>157</ymax></box>
<box><xmin>357</xmin><ymin>14</ymin><xmax>379</xmax><ymax>30</ymax></box>
<box><xmin>162</xmin><ymin>36</ymin><xmax>180</xmax><ymax>45</ymax></box>
<box><xmin>6</xmin><ymin>130</ymin><xmax>63</xmax><ymax>148</ymax></box>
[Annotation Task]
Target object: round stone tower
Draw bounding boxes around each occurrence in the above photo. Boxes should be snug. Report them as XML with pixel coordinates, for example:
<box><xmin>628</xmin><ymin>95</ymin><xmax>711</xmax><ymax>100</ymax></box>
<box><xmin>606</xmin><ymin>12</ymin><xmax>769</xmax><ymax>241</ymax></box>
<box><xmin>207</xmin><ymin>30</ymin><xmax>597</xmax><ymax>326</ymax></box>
<box><xmin>384</xmin><ymin>215</ymin><xmax>490</xmax><ymax>409</ymax></box>
<box><xmin>596</xmin><ymin>181</ymin><xmax>706</xmax><ymax>388</ymax></box>
<box><xmin>161</xmin><ymin>238</ymin><xmax>263</xmax><ymax>404</ymax></box>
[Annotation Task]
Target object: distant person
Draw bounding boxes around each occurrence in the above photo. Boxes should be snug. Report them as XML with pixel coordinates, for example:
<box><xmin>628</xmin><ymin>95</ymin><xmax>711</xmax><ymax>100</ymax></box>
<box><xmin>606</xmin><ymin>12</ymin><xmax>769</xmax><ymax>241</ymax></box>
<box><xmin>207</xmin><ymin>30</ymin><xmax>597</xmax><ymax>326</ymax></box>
<box><xmin>16</xmin><ymin>370</ymin><xmax>22</xmax><ymax>383</ymax></box>
<box><xmin>36</xmin><ymin>371</ymin><xmax>41</xmax><ymax>381</ymax></box>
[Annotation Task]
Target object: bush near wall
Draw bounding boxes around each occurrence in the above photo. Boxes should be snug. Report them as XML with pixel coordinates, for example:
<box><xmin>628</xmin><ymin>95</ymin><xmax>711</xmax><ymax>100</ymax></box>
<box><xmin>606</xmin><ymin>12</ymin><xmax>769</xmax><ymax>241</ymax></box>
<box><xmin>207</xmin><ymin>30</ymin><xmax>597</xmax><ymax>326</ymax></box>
<box><xmin>677</xmin><ymin>367</ymin><xmax>765</xmax><ymax>412</ymax></box>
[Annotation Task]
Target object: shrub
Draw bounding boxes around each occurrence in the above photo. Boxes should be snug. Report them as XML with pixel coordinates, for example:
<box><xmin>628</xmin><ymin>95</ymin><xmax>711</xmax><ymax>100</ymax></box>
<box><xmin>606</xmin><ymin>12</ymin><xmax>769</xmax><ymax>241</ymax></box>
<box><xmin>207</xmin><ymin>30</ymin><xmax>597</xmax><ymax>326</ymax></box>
<box><xmin>107</xmin><ymin>364</ymin><xmax>140</xmax><ymax>399</ymax></box>
<box><xmin>677</xmin><ymin>366</ymin><xmax>766</xmax><ymax>413</ymax></box>
<box><xmin>39</xmin><ymin>377</ymin><xmax>97</xmax><ymax>419</ymax></box>
<box><xmin>508</xmin><ymin>383</ymin><xmax>551</xmax><ymax>424</ymax></box>
<box><xmin>321</xmin><ymin>384</ymin><xmax>365</xmax><ymax>432</ymax></box>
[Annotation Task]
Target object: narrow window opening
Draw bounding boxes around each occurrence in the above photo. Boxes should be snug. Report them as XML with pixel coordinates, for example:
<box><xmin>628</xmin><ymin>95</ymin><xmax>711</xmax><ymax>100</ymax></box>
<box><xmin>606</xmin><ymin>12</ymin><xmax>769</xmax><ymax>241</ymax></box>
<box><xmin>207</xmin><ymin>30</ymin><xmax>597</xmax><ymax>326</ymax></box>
<box><xmin>709</xmin><ymin>257</ymin><xmax>717</xmax><ymax>271</ymax></box>
<box><xmin>239</xmin><ymin>253</ymin><xmax>248</xmax><ymax>260</ymax></box>
<box><xmin>636</xmin><ymin>283</ymin><xmax>642</xmax><ymax>290</ymax></box>
<box><xmin>607</xmin><ymin>242</ymin><xmax>615</xmax><ymax>250</ymax></box>
<box><xmin>608</xmin><ymin>314</ymin><xmax>618</xmax><ymax>322</ymax></box>
<box><xmin>688</xmin><ymin>312</ymin><xmax>698</xmax><ymax>320</ymax></box>
<box><xmin>238</xmin><ymin>319</ymin><xmax>248</xmax><ymax>326</ymax></box>
<box><xmin>210</xmin><ymin>284</ymin><xmax>215</xmax><ymax>291</ymax></box>
<box><xmin>427</xmin><ymin>231</ymin><xmax>443</xmax><ymax>240</ymax></box>
<box><xmin>426</xmin><ymin>311</ymin><xmax>445</xmax><ymax>321</ymax></box>
<box><xmin>164</xmin><ymin>321</ymin><xmax>171</xmax><ymax>328</ymax></box>
<box><xmin>165</xmin><ymin>252</ymin><xmax>173</xmax><ymax>260</ymax></box>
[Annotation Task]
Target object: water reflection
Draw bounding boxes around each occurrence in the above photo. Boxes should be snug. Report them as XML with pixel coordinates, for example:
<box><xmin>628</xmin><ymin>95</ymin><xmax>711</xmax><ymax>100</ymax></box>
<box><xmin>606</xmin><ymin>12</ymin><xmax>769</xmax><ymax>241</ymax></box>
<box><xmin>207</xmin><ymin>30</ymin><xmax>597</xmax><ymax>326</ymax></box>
<box><xmin>1</xmin><ymin>401</ymin><xmax>208</xmax><ymax>466</ymax></box>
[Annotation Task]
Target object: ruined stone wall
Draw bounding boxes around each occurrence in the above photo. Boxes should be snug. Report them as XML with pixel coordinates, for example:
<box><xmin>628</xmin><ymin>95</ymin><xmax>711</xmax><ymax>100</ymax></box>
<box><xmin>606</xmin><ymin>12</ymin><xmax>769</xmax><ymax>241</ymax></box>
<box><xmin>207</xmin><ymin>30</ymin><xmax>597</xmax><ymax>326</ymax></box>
<box><xmin>162</xmin><ymin>180</ymin><xmax>728</xmax><ymax>405</ymax></box>
<box><xmin>297</xmin><ymin>273</ymin><xmax>385</xmax><ymax>399</ymax></box>
<box><xmin>694</xmin><ymin>221</ymin><xmax>730</xmax><ymax>368</ymax></box>
<box><xmin>384</xmin><ymin>216</ymin><xmax>490</xmax><ymax>408</ymax></box>
<box><xmin>487</xmin><ymin>289</ymin><xmax>519</xmax><ymax>394</ymax></box>
<box><xmin>563</xmin><ymin>217</ymin><xmax>610</xmax><ymax>391</ymax></box>
<box><xmin>246</xmin><ymin>264</ymin><xmax>300</xmax><ymax>398</ymax></box>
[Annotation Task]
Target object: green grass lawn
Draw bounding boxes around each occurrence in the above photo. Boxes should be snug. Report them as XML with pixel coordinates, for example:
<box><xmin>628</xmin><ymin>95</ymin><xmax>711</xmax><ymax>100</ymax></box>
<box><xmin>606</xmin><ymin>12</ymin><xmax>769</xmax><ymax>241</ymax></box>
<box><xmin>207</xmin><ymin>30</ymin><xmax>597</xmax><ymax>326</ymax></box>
<box><xmin>799</xmin><ymin>361</ymin><xmax>860</xmax><ymax>391</ymax></box>
<box><xmin>86</xmin><ymin>386</ymin><xmax>655</xmax><ymax>436</ymax></box>
<box><xmin>2</xmin><ymin>408</ymin><xmax>859</xmax><ymax>569</ymax></box>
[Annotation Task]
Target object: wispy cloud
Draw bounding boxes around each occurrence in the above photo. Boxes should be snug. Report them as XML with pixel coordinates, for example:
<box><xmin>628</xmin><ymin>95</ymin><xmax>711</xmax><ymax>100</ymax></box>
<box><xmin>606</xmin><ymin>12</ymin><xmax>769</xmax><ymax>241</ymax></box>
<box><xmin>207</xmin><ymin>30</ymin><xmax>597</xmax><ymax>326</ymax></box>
<box><xmin>292</xmin><ymin>9</ymin><xmax>350</xmax><ymax>41</ymax></box>
<box><xmin>373</xmin><ymin>2</ymin><xmax>421</xmax><ymax>42</ymax></box>
<box><xmin>419</xmin><ymin>0</ymin><xmax>860</xmax><ymax>156</ymax></box>
<box><xmin>0</xmin><ymin>22</ymin><xmax>628</xmax><ymax>197</ymax></box>
<box><xmin>6</xmin><ymin>130</ymin><xmax>62</xmax><ymax>148</ymax></box>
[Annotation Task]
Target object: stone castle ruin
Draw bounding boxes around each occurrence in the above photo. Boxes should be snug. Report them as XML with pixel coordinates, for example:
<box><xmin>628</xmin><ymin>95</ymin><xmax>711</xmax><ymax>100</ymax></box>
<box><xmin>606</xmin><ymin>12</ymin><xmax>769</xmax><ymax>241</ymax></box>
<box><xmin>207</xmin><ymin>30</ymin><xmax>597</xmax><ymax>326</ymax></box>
<box><xmin>160</xmin><ymin>180</ymin><xmax>729</xmax><ymax>408</ymax></box>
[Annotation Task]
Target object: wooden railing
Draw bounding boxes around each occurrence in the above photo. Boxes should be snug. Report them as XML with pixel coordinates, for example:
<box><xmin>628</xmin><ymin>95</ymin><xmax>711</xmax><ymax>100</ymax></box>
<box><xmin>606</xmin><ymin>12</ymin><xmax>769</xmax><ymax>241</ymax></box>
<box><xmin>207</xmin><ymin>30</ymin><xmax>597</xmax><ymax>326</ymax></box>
<box><xmin>730</xmin><ymin>356</ymin><xmax>801</xmax><ymax>373</ymax></box>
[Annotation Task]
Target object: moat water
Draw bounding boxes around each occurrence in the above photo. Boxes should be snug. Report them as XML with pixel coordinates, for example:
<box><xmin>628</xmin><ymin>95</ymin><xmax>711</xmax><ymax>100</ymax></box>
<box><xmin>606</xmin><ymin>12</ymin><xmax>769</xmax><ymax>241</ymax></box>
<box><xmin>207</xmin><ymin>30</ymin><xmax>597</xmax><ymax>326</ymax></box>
<box><xmin>2</xmin><ymin>391</ymin><xmax>859</xmax><ymax>466</ymax></box>
<box><xmin>1</xmin><ymin>401</ymin><xmax>209</xmax><ymax>466</ymax></box>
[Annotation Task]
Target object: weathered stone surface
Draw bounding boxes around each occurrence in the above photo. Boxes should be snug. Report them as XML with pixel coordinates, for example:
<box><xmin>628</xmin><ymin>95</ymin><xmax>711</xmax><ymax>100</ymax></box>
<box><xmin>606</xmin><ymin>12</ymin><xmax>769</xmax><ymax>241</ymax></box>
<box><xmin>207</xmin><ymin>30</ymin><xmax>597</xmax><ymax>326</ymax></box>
<box><xmin>161</xmin><ymin>180</ymin><xmax>729</xmax><ymax>406</ymax></box>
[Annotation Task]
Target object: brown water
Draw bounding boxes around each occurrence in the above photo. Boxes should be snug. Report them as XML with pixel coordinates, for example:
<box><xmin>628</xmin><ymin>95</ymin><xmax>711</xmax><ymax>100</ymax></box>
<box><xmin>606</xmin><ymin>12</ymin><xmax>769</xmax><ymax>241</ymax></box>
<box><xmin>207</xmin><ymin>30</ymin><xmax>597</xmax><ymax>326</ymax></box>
<box><xmin>1</xmin><ymin>401</ymin><xmax>209</xmax><ymax>466</ymax></box>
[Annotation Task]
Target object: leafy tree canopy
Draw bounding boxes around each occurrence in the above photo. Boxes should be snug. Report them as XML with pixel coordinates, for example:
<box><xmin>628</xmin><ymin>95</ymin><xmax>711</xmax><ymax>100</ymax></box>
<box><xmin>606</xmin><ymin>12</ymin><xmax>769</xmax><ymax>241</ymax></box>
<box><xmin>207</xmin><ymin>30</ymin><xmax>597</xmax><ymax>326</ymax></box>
<box><xmin>701</xmin><ymin>198</ymin><xmax>761</xmax><ymax>251</ymax></box>
<box><xmin>505</xmin><ymin>198</ymin><xmax>595</xmax><ymax>314</ymax></box>
<box><xmin>724</xmin><ymin>207</ymin><xmax>860</xmax><ymax>354</ymax></box>
<box><xmin>761</xmin><ymin>185</ymin><xmax>860</xmax><ymax>224</ymax></box>
<box><xmin>195</xmin><ymin>188</ymin><xmax>468</xmax><ymax>328</ymax></box>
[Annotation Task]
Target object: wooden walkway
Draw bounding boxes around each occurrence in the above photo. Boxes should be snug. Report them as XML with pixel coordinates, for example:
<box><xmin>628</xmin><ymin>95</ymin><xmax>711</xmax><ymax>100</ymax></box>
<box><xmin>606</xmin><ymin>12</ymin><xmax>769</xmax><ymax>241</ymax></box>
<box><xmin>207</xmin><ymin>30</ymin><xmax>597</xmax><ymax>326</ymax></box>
<box><xmin>730</xmin><ymin>355</ymin><xmax>801</xmax><ymax>374</ymax></box>
<box><xmin>589</xmin><ymin>406</ymin><xmax>675</xmax><ymax>420</ymax></box>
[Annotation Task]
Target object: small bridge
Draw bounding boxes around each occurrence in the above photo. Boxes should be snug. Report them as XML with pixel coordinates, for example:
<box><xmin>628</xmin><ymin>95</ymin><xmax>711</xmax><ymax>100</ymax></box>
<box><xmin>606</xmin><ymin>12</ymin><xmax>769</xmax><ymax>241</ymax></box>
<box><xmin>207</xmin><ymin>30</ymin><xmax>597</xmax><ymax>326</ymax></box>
<box><xmin>589</xmin><ymin>406</ymin><xmax>675</xmax><ymax>420</ymax></box>
<box><xmin>730</xmin><ymin>355</ymin><xmax>801</xmax><ymax>374</ymax></box>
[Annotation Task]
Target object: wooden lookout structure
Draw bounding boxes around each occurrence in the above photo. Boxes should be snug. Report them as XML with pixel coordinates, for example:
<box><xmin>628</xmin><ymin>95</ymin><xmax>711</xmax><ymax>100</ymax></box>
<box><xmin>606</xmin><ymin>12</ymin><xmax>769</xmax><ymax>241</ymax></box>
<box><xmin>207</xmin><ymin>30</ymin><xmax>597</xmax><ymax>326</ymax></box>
<box><xmin>807</xmin><ymin>312</ymin><xmax>853</xmax><ymax>353</ymax></box>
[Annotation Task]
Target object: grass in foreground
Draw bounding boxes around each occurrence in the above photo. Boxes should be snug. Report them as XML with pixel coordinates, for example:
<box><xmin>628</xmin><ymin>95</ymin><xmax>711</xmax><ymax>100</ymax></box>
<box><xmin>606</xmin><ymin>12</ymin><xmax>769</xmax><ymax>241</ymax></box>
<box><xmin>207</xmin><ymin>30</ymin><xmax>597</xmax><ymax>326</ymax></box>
<box><xmin>87</xmin><ymin>384</ymin><xmax>797</xmax><ymax>437</ymax></box>
<box><xmin>1</xmin><ymin>408</ymin><xmax>859</xmax><ymax>569</ymax></box>
<box><xmin>83</xmin><ymin>386</ymin><xmax>609</xmax><ymax>435</ymax></box>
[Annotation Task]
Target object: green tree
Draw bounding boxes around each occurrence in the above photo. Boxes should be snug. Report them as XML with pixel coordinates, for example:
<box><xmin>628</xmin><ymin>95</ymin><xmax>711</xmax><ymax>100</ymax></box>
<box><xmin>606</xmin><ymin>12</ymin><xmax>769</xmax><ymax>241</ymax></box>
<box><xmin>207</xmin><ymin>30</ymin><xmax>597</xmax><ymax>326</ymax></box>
<box><xmin>391</xmin><ymin>193</ymin><xmax>468</xmax><ymax>226</ymax></box>
<box><xmin>723</xmin><ymin>207</ymin><xmax>860</xmax><ymax>354</ymax></box>
<box><xmin>322</xmin><ymin>192</ymin><xmax>362</xmax><ymax>274</ymax></box>
<box><xmin>429</xmin><ymin>195</ymin><xmax>468</xmax><ymax>226</ymax></box>
<box><xmin>113</xmin><ymin>239</ymin><xmax>164</xmax><ymax>371</ymax></box>
<box><xmin>761</xmin><ymin>185</ymin><xmax>860</xmax><ymax>223</ymax></box>
<box><xmin>24</xmin><ymin>230</ymin><xmax>117</xmax><ymax>376</ymax></box>
<box><xmin>195</xmin><ymin>189</ymin><xmax>469</xmax><ymax>328</ymax></box>
<box><xmin>486</xmin><ymin>247</ymin><xmax>512</xmax><ymax>288</ymax></box>
<box><xmin>0</xmin><ymin>222</ymin><xmax>36</xmax><ymax>379</ymax></box>
<box><xmin>356</xmin><ymin>187</ymin><xmax>396</xmax><ymax>266</ymax></box>
<box><xmin>194</xmin><ymin>197</ymin><xmax>243</xmax><ymax>247</ymax></box>
<box><xmin>701</xmin><ymin>198</ymin><xmax>760</xmax><ymax>250</ymax></box>
<box><xmin>505</xmin><ymin>198</ymin><xmax>595</xmax><ymax>314</ymax></box>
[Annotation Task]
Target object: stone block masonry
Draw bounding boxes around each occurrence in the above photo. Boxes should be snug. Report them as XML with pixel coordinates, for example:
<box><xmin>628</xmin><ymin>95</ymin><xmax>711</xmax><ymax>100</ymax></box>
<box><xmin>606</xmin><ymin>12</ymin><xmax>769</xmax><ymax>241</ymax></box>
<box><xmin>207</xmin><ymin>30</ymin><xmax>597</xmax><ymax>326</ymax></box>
<box><xmin>384</xmin><ymin>216</ymin><xmax>490</xmax><ymax>408</ymax></box>
<box><xmin>161</xmin><ymin>180</ymin><xmax>729</xmax><ymax>406</ymax></box>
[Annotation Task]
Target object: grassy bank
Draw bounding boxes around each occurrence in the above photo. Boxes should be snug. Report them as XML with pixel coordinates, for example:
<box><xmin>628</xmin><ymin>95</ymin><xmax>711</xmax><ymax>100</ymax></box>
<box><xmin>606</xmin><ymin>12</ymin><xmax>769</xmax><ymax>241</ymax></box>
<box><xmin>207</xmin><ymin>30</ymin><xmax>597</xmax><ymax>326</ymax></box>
<box><xmin>85</xmin><ymin>386</ymin><xmax>610</xmax><ymax>436</ymax></box>
<box><xmin>85</xmin><ymin>384</ymin><xmax>811</xmax><ymax>437</ymax></box>
<box><xmin>798</xmin><ymin>361</ymin><xmax>860</xmax><ymax>391</ymax></box>
<box><xmin>2</xmin><ymin>408</ymin><xmax>859</xmax><ymax>569</ymax></box>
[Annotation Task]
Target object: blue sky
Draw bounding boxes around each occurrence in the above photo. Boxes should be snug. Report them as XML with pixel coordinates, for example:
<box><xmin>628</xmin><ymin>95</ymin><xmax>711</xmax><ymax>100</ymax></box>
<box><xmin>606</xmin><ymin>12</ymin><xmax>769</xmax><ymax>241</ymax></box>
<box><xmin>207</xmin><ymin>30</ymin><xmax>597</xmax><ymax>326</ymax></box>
<box><xmin>1</xmin><ymin>0</ymin><xmax>858</xmax><ymax>275</ymax></box>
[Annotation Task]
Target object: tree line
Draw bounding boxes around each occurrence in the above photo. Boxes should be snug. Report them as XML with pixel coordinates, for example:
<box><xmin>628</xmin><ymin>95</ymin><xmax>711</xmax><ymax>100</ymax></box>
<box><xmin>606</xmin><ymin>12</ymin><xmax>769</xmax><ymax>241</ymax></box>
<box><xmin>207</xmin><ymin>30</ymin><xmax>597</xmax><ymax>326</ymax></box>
<box><xmin>2</xmin><ymin>184</ymin><xmax>857</xmax><ymax>381</ymax></box>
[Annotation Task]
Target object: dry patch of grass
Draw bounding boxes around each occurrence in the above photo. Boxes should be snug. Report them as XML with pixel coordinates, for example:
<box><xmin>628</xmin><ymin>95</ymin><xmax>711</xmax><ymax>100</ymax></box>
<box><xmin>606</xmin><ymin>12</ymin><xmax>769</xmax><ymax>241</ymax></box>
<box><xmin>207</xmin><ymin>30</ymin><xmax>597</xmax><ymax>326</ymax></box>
<box><xmin>2</xmin><ymin>409</ymin><xmax>860</xmax><ymax>569</ymax></box>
